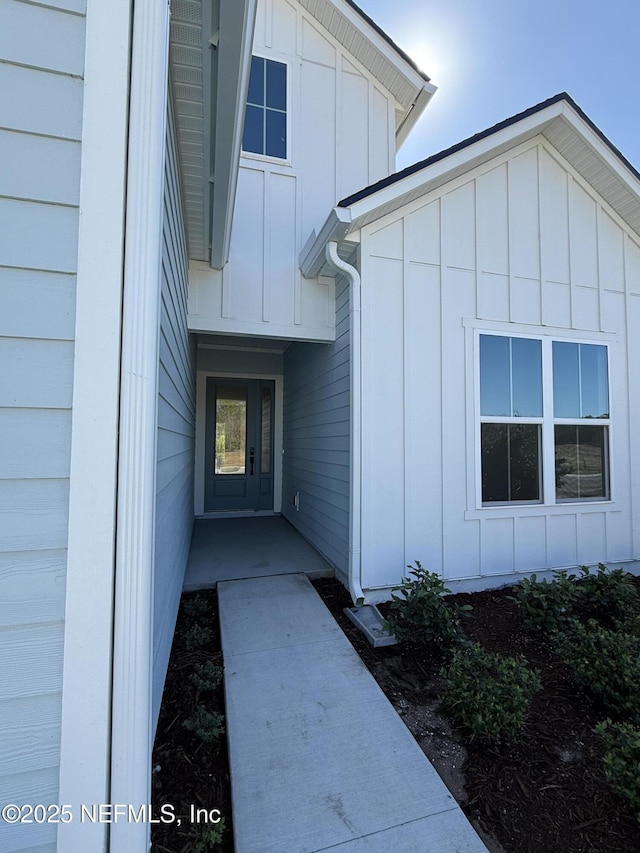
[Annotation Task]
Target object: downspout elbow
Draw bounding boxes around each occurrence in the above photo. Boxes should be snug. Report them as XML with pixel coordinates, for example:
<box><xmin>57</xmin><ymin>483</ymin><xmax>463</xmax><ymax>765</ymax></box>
<box><xmin>325</xmin><ymin>241</ymin><xmax>364</xmax><ymax>607</ymax></box>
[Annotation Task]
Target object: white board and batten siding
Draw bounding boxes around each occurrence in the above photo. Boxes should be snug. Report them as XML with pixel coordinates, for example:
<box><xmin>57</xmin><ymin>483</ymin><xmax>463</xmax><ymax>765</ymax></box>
<box><xmin>188</xmin><ymin>0</ymin><xmax>396</xmax><ymax>342</ymax></box>
<box><xmin>282</xmin><ymin>275</ymin><xmax>350</xmax><ymax>578</ymax></box>
<box><xmin>0</xmin><ymin>0</ymin><xmax>85</xmax><ymax>849</ymax></box>
<box><xmin>153</xmin><ymin>95</ymin><xmax>196</xmax><ymax>729</ymax></box>
<box><xmin>359</xmin><ymin>139</ymin><xmax>640</xmax><ymax>593</ymax></box>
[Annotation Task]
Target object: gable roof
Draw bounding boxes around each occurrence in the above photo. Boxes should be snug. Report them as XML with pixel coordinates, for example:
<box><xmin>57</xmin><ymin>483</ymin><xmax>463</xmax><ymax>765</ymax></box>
<box><xmin>300</xmin><ymin>93</ymin><xmax>640</xmax><ymax>277</ymax></box>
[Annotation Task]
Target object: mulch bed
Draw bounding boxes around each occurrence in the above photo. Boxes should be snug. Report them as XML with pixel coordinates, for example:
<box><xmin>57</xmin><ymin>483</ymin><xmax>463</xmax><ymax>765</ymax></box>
<box><xmin>151</xmin><ymin>578</ymin><xmax>640</xmax><ymax>853</ymax></box>
<box><xmin>312</xmin><ymin>576</ymin><xmax>640</xmax><ymax>853</ymax></box>
<box><xmin>151</xmin><ymin>589</ymin><xmax>233</xmax><ymax>853</ymax></box>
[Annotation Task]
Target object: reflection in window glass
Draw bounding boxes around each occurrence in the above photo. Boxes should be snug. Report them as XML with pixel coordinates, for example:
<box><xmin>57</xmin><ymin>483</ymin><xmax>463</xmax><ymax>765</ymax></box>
<box><xmin>215</xmin><ymin>388</ymin><xmax>247</xmax><ymax>474</ymax></box>
<box><xmin>242</xmin><ymin>56</ymin><xmax>287</xmax><ymax>158</ymax></box>
<box><xmin>261</xmin><ymin>387</ymin><xmax>272</xmax><ymax>474</ymax></box>
<box><xmin>553</xmin><ymin>342</ymin><xmax>609</xmax><ymax>418</ymax></box>
<box><xmin>481</xmin><ymin>423</ymin><xmax>541</xmax><ymax>503</ymax></box>
<box><xmin>555</xmin><ymin>425</ymin><xmax>608</xmax><ymax>500</ymax></box>
<box><xmin>480</xmin><ymin>335</ymin><xmax>542</xmax><ymax>417</ymax></box>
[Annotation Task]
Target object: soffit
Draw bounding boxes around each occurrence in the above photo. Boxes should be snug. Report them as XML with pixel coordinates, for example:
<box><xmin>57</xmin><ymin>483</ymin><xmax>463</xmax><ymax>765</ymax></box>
<box><xmin>169</xmin><ymin>0</ymin><xmax>212</xmax><ymax>262</ymax></box>
<box><xmin>296</xmin><ymin>0</ymin><xmax>427</xmax><ymax>131</ymax></box>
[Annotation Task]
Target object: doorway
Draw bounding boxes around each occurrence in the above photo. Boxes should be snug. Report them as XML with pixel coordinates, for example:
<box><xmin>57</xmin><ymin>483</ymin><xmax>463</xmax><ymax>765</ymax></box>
<box><xmin>204</xmin><ymin>378</ymin><xmax>275</xmax><ymax>511</ymax></box>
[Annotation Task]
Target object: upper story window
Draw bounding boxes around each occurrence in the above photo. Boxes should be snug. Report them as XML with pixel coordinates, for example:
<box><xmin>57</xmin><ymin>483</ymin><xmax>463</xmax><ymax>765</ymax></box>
<box><xmin>242</xmin><ymin>56</ymin><xmax>287</xmax><ymax>160</ymax></box>
<box><xmin>479</xmin><ymin>333</ymin><xmax>610</xmax><ymax>506</ymax></box>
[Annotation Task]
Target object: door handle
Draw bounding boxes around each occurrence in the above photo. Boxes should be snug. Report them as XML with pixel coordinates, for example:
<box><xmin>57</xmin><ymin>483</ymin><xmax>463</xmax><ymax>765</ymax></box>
<box><xmin>249</xmin><ymin>447</ymin><xmax>255</xmax><ymax>476</ymax></box>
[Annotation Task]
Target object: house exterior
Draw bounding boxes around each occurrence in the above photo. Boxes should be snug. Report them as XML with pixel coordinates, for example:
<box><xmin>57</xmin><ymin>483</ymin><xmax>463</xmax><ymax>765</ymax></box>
<box><xmin>0</xmin><ymin>0</ymin><xmax>638</xmax><ymax>851</ymax></box>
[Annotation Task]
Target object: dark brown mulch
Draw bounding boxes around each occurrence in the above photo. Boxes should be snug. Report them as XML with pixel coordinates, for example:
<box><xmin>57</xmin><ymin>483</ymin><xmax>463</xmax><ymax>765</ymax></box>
<box><xmin>151</xmin><ymin>589</ymin><xmax>233</xmax><ymax>853</ymax></box>
<box><xmin>312</xmin><ymin>576</ymin><xmax>640</xmax><ymax>853</ymax></box>
<box><xmin>152</xmin><ymin>578</ymin><xmax>640</xmax><ymax>853</ymax></box>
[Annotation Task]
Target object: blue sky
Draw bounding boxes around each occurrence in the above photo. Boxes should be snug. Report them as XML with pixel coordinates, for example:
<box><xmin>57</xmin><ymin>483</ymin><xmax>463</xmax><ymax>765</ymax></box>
<box><xmin>357</xmin><ymin>0</ymin><xmax>640</xmax><ymax>172</ymax></box>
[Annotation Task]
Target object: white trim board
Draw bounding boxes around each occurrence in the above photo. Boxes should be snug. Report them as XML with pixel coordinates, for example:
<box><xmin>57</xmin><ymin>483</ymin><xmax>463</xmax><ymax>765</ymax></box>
<box><xmin>57</xmin><ymin>1</ymin><xmax>132</xmax><ymax>850</ymax></box>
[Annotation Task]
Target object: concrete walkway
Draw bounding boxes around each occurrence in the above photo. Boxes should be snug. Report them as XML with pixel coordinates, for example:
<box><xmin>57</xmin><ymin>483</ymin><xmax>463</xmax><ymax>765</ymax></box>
<box><xmin>185</xmin><ymin>516</ymin><xmax>331</xmax><ymax>590</ymax></box>
<box><xmin>218</xmin><ymin>573</ymin><xmax>488</xmax><ymax>853</ymax></box>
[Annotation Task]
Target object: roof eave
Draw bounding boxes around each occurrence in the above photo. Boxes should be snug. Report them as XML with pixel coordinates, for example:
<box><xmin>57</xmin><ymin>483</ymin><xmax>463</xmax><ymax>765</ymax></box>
<box><xmin>339</xmin><ymin>96</ymin><xmax>640</xmax><ymax>237</ymax></box>
<box><xmin>395</xmin><ymin>81</ymin><xmax>438</xmax><ymax>150</ymax></box>
<box><xmin>209</xmin><ymin>0</ymin><xmax>258</xmax><ymax>269</ymax></box>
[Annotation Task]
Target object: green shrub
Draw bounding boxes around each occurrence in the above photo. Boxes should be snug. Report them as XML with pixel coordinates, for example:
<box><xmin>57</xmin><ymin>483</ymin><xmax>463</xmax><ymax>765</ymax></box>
<box><xmin>512</xmin><ymin>565</ymin><xmax>640</xmax><ymax>635</ymax></box>
<box><xmin>385</xmin><ymin>562</ymin><xmax>471</xmax><ymax>649</ymax></box>
<box><xmin>574</xmin><ymin>564</ymin><xmax>640</xmax><ymax>628</ymax></box>
<box><xmin>441</xmin><ymin>642</ymin><xmax>541</xmax><ymax>743</ymax></box>
<box><xmin>193</xmin><ymin>818</ymin><xmax>226</xmax><ymax>851</ymax></box>
<box><xmin>190</xmin><ymin>660</ymin><xmax>223</xmax><ymax>693</ymax></box>
<box><xmin>509</xmin><ymin>570</ymin><xmax>579</xmax><ymax>633</ymax></box>
<box><xmin>184</xmin><ymin>624</ymin><xmax>214</xmax><ymax>650</ymax></box>
<box><xmin>182</xmin><ymin>706</ymin><xmax>225</xmax><ymax>743</ymax></box>
<box><xmin>183</xmin><ymin>593</ymin><xmax>212</xmax><ymax>621</ymax></box>
<box><xmin>555</xmin><ymin>619</ymin><xmax>640</xmax><ymax>722</ymax></box>
<box><xmin>595</xmin><ymin>720</ymin><xmax>640</xmax><ymax>821</ymax></box>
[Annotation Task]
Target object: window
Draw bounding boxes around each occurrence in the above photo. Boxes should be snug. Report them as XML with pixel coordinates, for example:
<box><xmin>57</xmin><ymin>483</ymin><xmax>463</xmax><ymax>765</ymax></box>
<box><xmin>479</xmin><ymin>333</ymin><xmax>610</xmax><ymax>506</ymax></box>
<box><xmin>242</xmin><ymin>56</ymin><xmax>287</xmax><ymax>159</ymax></box>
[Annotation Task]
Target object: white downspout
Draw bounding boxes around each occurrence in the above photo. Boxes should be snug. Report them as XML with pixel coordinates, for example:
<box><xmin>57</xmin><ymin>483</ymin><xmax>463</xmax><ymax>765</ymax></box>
<box><xmin>326</xmin><ymin>242</ymin><xmax>365</xmax><ymax>606</ymax></box>
<box><xmin>110</xmin><ymin>1</ymin><xmax>170</xmax><ymax>850</ymax></box>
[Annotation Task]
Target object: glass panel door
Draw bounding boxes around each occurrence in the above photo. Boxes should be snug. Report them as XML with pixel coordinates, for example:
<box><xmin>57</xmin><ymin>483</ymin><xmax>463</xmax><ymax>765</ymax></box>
<box><xmin>215</xmin><ymin>387</ymin><xmax>247</xmax><ymax>474</ymax></box>
<box><xmin>204</xmin><ymin>378</ymin><xmax>275</xmax><ymax>511</ymax></box>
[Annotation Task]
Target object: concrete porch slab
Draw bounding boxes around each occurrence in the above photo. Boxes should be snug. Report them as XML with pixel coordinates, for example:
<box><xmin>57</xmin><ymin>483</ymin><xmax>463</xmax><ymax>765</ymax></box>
<box><xmin>184</xmin><ymin>515</ymin><xmax>332</xmax><ymax>590</ymax></box>
<box><xmin>218</xmin><ymin>573</ymin><xmax>488</xmax><ymax>853</ymax></box>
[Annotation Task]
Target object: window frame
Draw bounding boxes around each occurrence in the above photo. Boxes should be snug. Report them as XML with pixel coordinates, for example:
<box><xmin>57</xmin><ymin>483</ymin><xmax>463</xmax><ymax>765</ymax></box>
<box><xmin>241</xmin><ymin>54</ymin><xmax>291</xmax><ymax>165</ymax></box>
<box><xmin>466</xmin><ymin>322</ymin><xmax>614</xmax><ymax>515</ymax></box>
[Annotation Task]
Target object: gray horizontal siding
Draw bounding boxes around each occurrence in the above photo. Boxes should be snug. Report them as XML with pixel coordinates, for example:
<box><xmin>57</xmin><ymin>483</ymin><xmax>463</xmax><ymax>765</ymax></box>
<box><xmin>153</xmin><ymin>92</ymin><xmax>196</xmax><ymax>731</ymax></box>
<box><xmin>282</xmin><ymin>275</ymin><xmax>350</xmax><ymax>574</ymax></box>
<box><xmin>0</xmin><ymin>2</ymin><xmax>85</xmax><ymax>847</ymax></box>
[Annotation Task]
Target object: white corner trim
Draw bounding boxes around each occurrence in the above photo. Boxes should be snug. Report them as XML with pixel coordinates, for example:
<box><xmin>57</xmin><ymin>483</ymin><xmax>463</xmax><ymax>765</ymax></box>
<box><xmin>109</xmin><ymin>1</ymin><xmax>170</xmax><ymax>851</ymax></box>
<box><xmin>57</xmin><ymin>2</ymin><xmax>132</xmax><ymax>850</ymax></box>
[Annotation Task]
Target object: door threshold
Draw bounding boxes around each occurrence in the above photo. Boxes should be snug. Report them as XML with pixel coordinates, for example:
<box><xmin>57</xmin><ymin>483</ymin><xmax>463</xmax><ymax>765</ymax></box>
<box><xmin>196</xmin><ymin>510</ymin><xmax>279</xmax><ymax>520</ymax></box>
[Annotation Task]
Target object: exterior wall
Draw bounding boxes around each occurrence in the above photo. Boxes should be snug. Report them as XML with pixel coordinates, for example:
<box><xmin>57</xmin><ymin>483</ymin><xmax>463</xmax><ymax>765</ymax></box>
<box><xmin>282</xmin><ymin>275</ymin><xmax>351</xmax><ymax>576</ymax></box>
<box><xmin>153</xmin><ymin>95</ymin><xmax>196</xmax><ymax>728</ymax></box>
<box><xmin>0</xmin><ymin>1</ymin><xmax>85</xmax><ymax>849</ymax></box>
<box><xmin>359</xmin><ymin>138</ymin><xmax>640</xmax><ymax>593</ymax></box>
<box><xmin>188</xmin><ymin>0</ymin><xmax>397</xmax><ymax>341</ymax></box>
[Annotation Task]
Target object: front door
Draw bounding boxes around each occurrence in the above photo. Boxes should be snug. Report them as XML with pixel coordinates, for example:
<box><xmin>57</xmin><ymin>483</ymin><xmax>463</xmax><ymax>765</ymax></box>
<box><xmin>204</xmin><ymin>378</ymin><xmax>275</xmax><ymax>511</ymax></box>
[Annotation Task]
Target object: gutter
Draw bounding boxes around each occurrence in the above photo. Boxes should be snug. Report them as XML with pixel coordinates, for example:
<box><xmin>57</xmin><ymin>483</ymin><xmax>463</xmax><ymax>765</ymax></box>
<box><xmin>324</xmin><ymin>242</ymin><xmax>365</xmax><ymax>607</ymax></box>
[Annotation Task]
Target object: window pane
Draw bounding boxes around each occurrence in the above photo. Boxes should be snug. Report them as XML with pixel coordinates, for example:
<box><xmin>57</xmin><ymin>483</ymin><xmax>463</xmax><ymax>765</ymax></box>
<box><xmin>261</xmin><ymin>387</ymin><xmax>272</xmax><ymax>474</ymax></box>
<box><xmin>480</xmin><ymin>335</ymin><xmax>511</xmax><ymax>416</ymax></box>
<box><xmin>242</xmin><ymin>104</ymin><xmax>263</xmax><ymax>154</ymax></box>
<box><xmin>265</xmin><ymin>109</ymin><xmax>286</xmax><ymax>158</ymax></box>
<box><xmin>580</xmin><ymin>344</ymin><xmax>609</xmax><ymax>418</ymax></box>
<box><xmin>266</xmin><ymin>60</ymin><xmax>286</xmax><ymax>110</ymax></box>
<box><xmin>247</xmin><ymin>56</ymin><xmax>264</xmax><ymax>105</ymax></box>
<box><xmin>481</xmin><ymin>424</ymin><xmax>509</xmax><ymax>502</ymax></box>
<box><xmin>553</xmin><ymin>342</ymin><xmax>580</xmax><ymax>418</ymax></box>
<box><xmin>482</xmin><ymin>423</ymin><xmax>540</xmax><ymax>502</ymax></box>
<box><xmin>512</xmin><ymin>337</ymin><xmax>542</xmax><ymax>417</ymax></box>
<box><xmin>215</xmin><ymin>388</ymin><xmax>247</xmax><ymax>474</ymax></box>
<box><xmin>555</xmin><ymin>425</ymin><xmax>607</xmax><ymax>500</ymax></box>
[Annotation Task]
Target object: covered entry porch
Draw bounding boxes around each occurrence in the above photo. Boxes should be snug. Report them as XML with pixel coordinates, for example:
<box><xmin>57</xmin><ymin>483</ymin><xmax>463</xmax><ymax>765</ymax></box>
<box><xmin>184</xmin><ymin>515</ymin><xmax>333</xmax><ymax>590</ymax></box>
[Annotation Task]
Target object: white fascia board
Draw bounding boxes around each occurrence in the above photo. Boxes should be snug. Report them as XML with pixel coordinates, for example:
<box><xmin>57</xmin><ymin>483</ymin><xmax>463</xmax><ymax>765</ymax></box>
<box><xmin>558</xmin><ymin>101</ymin><xmax>640</xmax><ymax>202</ymax></box>
<box><xmin>331</xmin><ymin>0</ymin><xmax>427</xmax><ymax>91</ymax></box>
<box><xmin>347</xmin><ymin>98</ymin><xmax>640</xmax><ymax>228</ymax></box>
<box><xmin>209</xmin><ymin>0</ymin><xmax>258</xmax><ymax>269</ymax></box>
<box><xmin>299</xmin><ymin>207</ymin><xmax>353</xmax><ymax>278</ymax></box>
<box><xmin>346</xmin><ymin>100</ymin><xmax>569</xmax><ymax>225</ymax></box>
<box><xmin>396</xmin><ymin>80</ymin><xmax>438</xmax><ymax>150</ymax></box>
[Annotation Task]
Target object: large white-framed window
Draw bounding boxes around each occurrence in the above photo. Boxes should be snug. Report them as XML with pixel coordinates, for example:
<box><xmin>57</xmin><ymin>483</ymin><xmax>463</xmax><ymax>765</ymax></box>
<box><xmin>477</xmin><ymin>330</ymin><xmax>611</xmax><ymax>508</ymax></box>
<box><xmin>242</xmin><ymin>55</ymin><xmax>287</xmax><ymax>160</ymax></box>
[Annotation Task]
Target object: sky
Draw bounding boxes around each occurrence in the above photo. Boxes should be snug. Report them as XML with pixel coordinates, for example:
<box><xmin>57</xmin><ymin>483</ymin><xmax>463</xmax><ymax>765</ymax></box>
<box><xmin>355</xmin><ymin>0</ymin><xmax>640</xmax><ymax>172</ymax></box>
